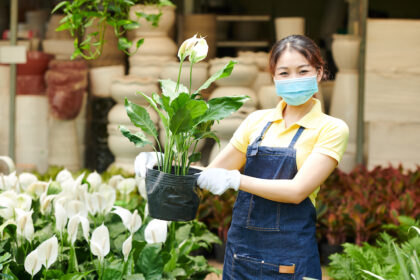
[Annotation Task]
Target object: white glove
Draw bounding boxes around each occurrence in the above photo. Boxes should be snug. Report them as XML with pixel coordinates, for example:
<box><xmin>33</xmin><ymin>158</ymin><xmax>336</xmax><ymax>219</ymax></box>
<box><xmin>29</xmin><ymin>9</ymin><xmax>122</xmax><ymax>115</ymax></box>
<box><xmin>197</xmin><ymin>168</ymin><xmax>241</xmax><ymax>195</ymax></box>
<box><xmin>134</xmin><ymin>152</ymin><xmax>163</xmax><ymax>178</ymax></box>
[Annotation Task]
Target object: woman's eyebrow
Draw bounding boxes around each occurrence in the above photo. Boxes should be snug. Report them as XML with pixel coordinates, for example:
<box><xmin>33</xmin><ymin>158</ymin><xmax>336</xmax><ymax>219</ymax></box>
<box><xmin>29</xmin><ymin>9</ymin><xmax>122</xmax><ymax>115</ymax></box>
<box><xmin>298</xmin><ymin>64</ymin><xmax>310</xmax><ymax>68</ymax></box>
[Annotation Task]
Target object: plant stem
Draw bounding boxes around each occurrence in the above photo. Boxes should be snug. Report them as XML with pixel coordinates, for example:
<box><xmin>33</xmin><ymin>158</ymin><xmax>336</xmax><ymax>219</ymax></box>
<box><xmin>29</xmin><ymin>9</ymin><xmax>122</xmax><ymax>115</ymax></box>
<box><xmin>176</xmin><ymin>59</ymin><xmax>184</xmax><ymax>93</ymax></box>
<box><xmin>189</xmin><ymin>62</ymin><xmax>194</xmax><ymax>94</ymax></box>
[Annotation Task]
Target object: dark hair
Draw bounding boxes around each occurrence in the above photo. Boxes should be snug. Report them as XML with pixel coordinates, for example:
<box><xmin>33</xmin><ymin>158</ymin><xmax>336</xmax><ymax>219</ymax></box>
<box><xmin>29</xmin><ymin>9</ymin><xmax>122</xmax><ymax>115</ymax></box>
<box><xmin>268</xmin><ymin>35</ymin><xmax>328</xmax><ymax>80</ymax></box>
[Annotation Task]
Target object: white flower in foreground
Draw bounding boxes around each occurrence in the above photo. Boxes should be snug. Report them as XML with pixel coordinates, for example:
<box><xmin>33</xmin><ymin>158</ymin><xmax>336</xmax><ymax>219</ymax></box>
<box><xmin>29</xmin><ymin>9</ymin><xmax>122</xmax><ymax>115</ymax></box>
<box><xmin>15</xmin><ymin>208</ymin><xmax>34</xmax><ymax>243</ymax></box>
<box><xmin>56</xmin><ymin>169</ymin><xmax>73</xmax><ymax>184</ymax></box>
<box><xmin>67</xmin><ymin>214</ymin><xmax>90</xmax><ymax>244</ymax></box>
<box><xmin>18</xmin><ymin>173</ymin><xmax>38</xmax><ymax>192</ymax></box>
<box><xmin>27</xmin><ymin>181</ymin><xmax>48</xmax><ymax>198</ymax></box>
<box><xmin>16</xmin><ymin>193</ymin><xmax>32</xmax><ymax>211</ymax></box>
<box><xmin>144</xmin><ymin>219</ymin><xmax>168</xmax><ymax>244</ymax></box>
<box><xmin>87</xmin><ymin>171</ymin><xmax>102</xmax><ymax>191</ymax></box>
<box><xmin>90</xmin><ymin>224</ymin><xmax>110</xmax><ymax>263</ymax></box>
<box><xmin>54</xmin><ymin>202</ymin><xmax>67</xmax><ymax>233</ymax></box>
<box><xmin>0</xmin><ymin>191</ymin><xmax>16</xmax><ymax>219</ymax></box>
<box><xmin>178</xmin><ymin>34</ymin><xmax>199</xmax><ymax>61</ymax></box>
<box><xmin>189</xmin><ymin>36</ymin><xmax>208</xmax><ymax>64</ymax></box>
<box><xmin>122</xmin><ymin>235</ymin><xmax>132</xmax><ymax>262</ymax></box>
<box><xmin>0</xmin><ymin>172</ymin><xmax>17</xmax><ymax>191</ymax></box>
<box><xmin>24</xmin><ymin>248</ymin><xmax>42</xmax><ymax>277</ymax></box>
<box><xmin>112</xmin><ymin>206</ymin><xmax>142</xmax><ymax>234</ymax></box>
<box><xmin>135</xmin><ymin>176</ymin><xmax>147</xmax><ymax>200</ymax></box>
<box><xmin>66</xmin><ymin>199</ymin><xmax>87</xmax><ymax>218</ymax></box>
<box><xmin>37</xmin><ymin>236</ymin><xmax>58</xmax><ymax>269</ymax></box>
<box><xmin>40</xmin><ymin>192</ymin><xmax>56</xmax><ymax>215</ymax></box>
<box><xmin>116</xmin><ymin>178</ymin><xmax>136</xmax><ymax>195</ymax></box>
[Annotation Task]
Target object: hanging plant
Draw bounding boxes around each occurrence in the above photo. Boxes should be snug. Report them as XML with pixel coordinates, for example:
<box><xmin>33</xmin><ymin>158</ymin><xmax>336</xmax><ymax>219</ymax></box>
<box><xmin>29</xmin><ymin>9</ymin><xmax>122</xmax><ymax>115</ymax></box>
<box><xmin>52</xmin><ymin>0</ymin><xmax>174</xmax><ymax>60</ymax></box>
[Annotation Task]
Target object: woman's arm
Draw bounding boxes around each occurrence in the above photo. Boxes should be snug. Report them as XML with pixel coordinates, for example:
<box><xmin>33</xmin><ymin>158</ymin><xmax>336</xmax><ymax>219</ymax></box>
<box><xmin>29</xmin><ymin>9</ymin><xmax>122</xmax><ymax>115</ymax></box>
<box><xmin>240</xmin><ymin>152</ymin><xmax>337</xmax><ymax>204</ymax></box>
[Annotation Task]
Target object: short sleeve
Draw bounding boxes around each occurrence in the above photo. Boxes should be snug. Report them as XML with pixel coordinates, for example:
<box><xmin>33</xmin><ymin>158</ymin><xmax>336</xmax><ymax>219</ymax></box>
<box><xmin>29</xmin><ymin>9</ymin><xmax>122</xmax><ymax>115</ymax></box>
<box><xmin>229</xmin><ymin>112</ymin><xmax>260</xmax><ymax>154</ymax></box>
<box><xmin>312</xmin><ymin>118</ymin><xmax>349</xmax><ymax>163</ymax></box>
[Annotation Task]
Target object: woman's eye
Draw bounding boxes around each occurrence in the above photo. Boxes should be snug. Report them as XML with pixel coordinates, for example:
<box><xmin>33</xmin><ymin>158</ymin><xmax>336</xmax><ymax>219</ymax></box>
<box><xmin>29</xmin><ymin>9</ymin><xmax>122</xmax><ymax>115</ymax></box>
<box><xmin>300</xmin><ymin>70</ymin><xmax>309</xmax><ymax>74</ymax></box>
<box><xmin>279</xmin><ymin>72</ymin><xmax>288</xmax><ymax>76</ymax></box>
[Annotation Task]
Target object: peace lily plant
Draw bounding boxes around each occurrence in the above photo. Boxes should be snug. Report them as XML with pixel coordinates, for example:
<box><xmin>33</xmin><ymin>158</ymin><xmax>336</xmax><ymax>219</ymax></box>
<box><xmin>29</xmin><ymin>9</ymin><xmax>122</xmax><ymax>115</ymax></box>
<box><xmin>121</xmin><ymin>34</ymin><xmax>249</xmax><ymax>175</ymax></box>
<box><xmin>0</xmin><ymin>168</ymin><xmax>220</xmax><ymax>279</ymax></box>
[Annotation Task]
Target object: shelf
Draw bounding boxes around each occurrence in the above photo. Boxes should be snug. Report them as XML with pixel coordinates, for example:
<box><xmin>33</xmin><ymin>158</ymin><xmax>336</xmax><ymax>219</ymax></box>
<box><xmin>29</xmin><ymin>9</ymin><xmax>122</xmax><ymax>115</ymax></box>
<box><xmin>216</xmin><ymin>41</ymin><xmax>270</xmax><ymax>48</ymax></box>
<box><xmin>216</xmin><ymin>15</ymin><xmax>270</xmax><ymax>22</ymax></box>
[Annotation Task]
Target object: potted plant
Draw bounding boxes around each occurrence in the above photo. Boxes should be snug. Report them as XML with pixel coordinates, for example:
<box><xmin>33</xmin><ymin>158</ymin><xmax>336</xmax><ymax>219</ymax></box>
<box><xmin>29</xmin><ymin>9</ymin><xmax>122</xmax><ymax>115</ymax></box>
<box><xmin>52</xmin><ymin>0</ymin><xmax>174</xmax><ymax>59</ymax></box>
<box><xmin>120</xmin><ymin>35</ymin><xmax>249</xmax><ymax>221</ymax></box>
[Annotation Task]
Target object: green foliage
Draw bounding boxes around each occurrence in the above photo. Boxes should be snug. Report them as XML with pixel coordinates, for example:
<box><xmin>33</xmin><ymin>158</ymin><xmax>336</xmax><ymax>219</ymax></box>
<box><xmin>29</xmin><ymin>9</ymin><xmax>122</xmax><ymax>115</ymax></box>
<box><xmin>122</xmin><ymin>60</ymin><xmax>249</xmax><ymax>175</ymax></box>
<box><xmin>52</xmin><ymin>0</ymin><xmax>173</xmax><ymax>59</ymax></box>
<box><xmin>327</xmin><ymin>222</ymin><xmax>420</xmax><ymax>280</ymax></box>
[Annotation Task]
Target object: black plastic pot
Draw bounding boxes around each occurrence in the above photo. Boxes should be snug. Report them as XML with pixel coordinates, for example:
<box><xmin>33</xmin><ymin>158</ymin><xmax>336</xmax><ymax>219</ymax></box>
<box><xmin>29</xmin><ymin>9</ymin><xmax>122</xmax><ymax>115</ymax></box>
<box><xmin>145</xmin><ymin>166</ymin><xmax>201</xmax><ymax>221</ymax></box>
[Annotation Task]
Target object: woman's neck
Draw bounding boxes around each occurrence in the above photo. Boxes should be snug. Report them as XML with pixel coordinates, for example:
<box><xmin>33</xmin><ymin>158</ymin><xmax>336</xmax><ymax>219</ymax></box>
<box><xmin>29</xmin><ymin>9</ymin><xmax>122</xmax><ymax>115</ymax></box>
<box><xmin>282</xmin><ymin>99</ymin><xmax>314</xmax><ymax>128</ymax></box>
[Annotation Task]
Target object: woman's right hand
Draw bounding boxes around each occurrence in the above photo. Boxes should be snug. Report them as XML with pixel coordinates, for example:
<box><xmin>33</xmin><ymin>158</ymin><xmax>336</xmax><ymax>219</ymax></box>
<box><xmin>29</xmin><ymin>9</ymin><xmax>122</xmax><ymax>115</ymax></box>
<box><xmin>134</xmin><ymin>152</ymin><xmax>163</xmax><ymax>178</ymax></box>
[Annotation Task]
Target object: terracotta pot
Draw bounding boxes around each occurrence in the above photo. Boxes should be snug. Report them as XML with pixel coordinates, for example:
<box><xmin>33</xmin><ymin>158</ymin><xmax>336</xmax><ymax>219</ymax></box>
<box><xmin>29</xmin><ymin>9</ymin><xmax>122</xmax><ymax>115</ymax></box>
<box><xmin>47</xmin><ymin>87</ymin><xmax>85</xmax><ymax>120</ymax></box>
<box><xmin>160</xmin><ymin>61</ymin><xmax>208</xmax><ymax>93</ymax></box>
<box><xmin>49</xmin><ymin>60</ymin><xmax>87</xmax><ymax>70</ymax></box>
<box><xmin>130</xmin><ymin>36</ymin><xmax>177</xmax><ymax>56</ymax></box>
<box><xmin>17</xmin><ymin>51</ymin><xmax>54</xmax><ymax>75</ymax></box>
<box><xmin>110</xmin><ymin>76</ymin><xmax>159</xmax><ymax>105</ymax></box>
<box><xmin>45</xmin><ymin>69</ymin><xmax>87</xmax><ymax>86</ymax></box>
<box><xmin>129</xmin><ymin>55</ymin><xmax>176</xmax><ymax>67</ymax></box>
<box><xmin>332</xmin><ymin>34</ymin><xmax>361</xmax><ymax>71</ymax></box>
<box><xmin>129</xmin><ymin>65</ymin><xmax>163</xmax><ymax>79</ymax></box>
<box><xmin>209</xmin><ymin>57</ymin><xmax>258</xmax><ymax>87</ymax></box>
<box><xmin>129</xmin><ymin>4</ymin><xmax>176</xmax><ymax>37</ymax></box>
<box><xmin>17</xmin><ymin>75</ymin><xmax>45</xmax><ymax>95</ymax></box>
<box><xmin>209</xmin><ymin>86</ymin><xmax>258</xmax><ymax>110</ymax></box>
<box><xmin>42</xmin><ymin>39</ymin><xmax>74</xmax><ymax>60</ymax></box>
<box><xmin>89</xmin><ymin>65</ymin><xmax>125</xmax><ymax>98</ymax></box>
<box><xmin>274</xmin><ymin>17</ymin><xmax>305</xmax><ymax>41</ymax></box>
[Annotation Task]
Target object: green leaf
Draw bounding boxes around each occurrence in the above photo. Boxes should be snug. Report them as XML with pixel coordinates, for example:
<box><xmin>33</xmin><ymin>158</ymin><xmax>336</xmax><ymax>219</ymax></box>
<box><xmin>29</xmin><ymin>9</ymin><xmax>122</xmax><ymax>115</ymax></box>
<box><xmin>52</xmin><ymin>1</ymin><xmax>69</xmax><ymax>14</ymax></box>
<box><xmin>124</xmin><ymin>274</ymin><xmax>146</xmax><ymax>280</ymax></box>
<box><xmin>195</xmin><ymin>60</ymin><xmax>237</xmax><ymax>93</ymax></box>
<box><xmin>198</xmin><ymin>96</ymin><xmax>250</xmax><ymax>123</ymax></box>
<box><xmin>60</xmin><ymin>271</ymin><xmax>93</xmax><ymax>280</ymax></box>
<box><xmin>136</xmin><ymin>38</ymin><xmax>144</xmax><ymax>49</ymax></box>
<box><xmin>103</xmin><ymin>268</ymin><xmax>122</xmax><ymax>280</ymax></box>
<box><xmin>159</xmin><ymin>79</ymin><xmax>188</xmax><ymax>102</ymax></box>
<box><xmin>120</xmin><ymin>125</ymin><xmax>152</xmax><ymax>147</ymax></box>
<box><xmin>136</xmin><ymin>92</ymin><xmax>169</xmax><ymax>131</ymax></box>
<box><xmin>137</xmin><ymin>243</ymin><xmax>163</xmax><ymax>279</ymax></box>
<box><xmin>125</xmin><ymin>98</ymin><xmax>158</xmax><ymax>138</ymax></box>
<box><xmin>188</xmin><ymin>153</ymin><xmax>201</xmax><ymax>163</ymax></box>
<box><xmin>170</xmin><ymin>109</ymin><xmax>192</xmax><ymax>135</ymax></box>
<box><xmin>118</xmin><ymin>37</ymin><xmax>132</xmax><ymax>50</ymax></box>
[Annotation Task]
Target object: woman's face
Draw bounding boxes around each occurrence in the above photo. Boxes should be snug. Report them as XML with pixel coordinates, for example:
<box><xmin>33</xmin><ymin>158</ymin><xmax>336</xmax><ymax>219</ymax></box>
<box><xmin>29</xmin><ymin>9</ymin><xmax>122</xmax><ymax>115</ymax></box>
<box><xmin>273</xmin><ymin>49</ymin><xmax>322</xmax><ymax>82</ymax></box>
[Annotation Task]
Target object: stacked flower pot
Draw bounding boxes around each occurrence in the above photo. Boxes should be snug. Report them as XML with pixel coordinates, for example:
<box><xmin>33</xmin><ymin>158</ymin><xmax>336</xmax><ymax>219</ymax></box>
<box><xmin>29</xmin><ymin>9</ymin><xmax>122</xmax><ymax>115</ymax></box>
<box><xmin>108</xmin><ymin>76</ymin><xmax>159</xmax><ymax>172</ymax></box>
<box><xmin>208</xmin><ymin>57</ymin><xmax>259</xmax><ymax>162</ymax></box>
<box><xmin>128</xmin><ymin>4</ymin><xmax>177</xmax><ymax>78</ymax></box>
<box><xmin>43</xmin><ymin>15</ymin><xmax>74</xmax><ymax>60</ymax></box>
<box><xmin>14</xmin><ymin>51</ymin><xmax>53</xmax><ymax>172</ymax></box>
<box><xmin>45</xmin><ymin>60</ymin><xmax>88</xmax><ymax>171</ymax></box>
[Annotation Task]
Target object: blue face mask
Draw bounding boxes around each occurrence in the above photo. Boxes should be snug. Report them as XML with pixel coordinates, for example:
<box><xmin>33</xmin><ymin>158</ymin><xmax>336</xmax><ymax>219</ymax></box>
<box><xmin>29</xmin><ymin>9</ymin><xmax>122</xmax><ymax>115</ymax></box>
<box><xmin>273</xmin><ymin>76</ymin><xmax>318</xmax><ymax>106</ymax></box>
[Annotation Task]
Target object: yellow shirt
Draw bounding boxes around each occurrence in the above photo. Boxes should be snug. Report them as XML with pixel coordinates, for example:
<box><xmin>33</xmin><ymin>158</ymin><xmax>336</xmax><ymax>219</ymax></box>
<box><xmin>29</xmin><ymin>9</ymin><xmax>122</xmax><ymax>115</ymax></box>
<box><xmin>230</xmin><ymin>98</ymin><xmax>349</xmax><ymax>206</ymax></box>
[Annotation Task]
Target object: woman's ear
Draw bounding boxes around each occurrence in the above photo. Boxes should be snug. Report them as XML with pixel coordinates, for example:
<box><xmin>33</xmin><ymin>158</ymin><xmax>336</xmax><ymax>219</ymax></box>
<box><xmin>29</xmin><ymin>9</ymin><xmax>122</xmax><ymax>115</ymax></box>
<box><xmin>316</xmin><ymin>68</ymin><xmax>323</xmax><ymax>83</ymax></box>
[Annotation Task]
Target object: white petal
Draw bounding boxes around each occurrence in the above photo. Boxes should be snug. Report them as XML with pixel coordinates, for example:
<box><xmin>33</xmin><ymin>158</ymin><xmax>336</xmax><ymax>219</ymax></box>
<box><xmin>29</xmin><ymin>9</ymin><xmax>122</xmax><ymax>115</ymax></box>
<box><xmin>135</xmin><ymin>176</ymin><xmax>147</xmax><ymax>200</ymax></box>
<box><xmin>112</xmin><ymin>206</ymin><xmax>131</xmax><ymax>231</ymax></box>
<box><xmin>0</xmin><ymin>195</ymin><xmax>16</xmax><ymax>219</ymax></box>
<box><xmin>16</xmin><ymin>194</ymin><xmax>32</xmax><ymax>211</ymax></box>
<box><xmin>67</xmin><ymin>215</ymin><xmax>80</xmax><ymax>244</ymax></box>
<box><xmin>24</xmin><ymin>249</ymin><xmax>42</xmax><ymax>276</ymax></box>
<box><xmin>122</xmin><ymin>235</ymin><xmax>132</xmax><ymax>262</ymax></box>
<box><xmin>56</xmin><ymin>169</ymin><xmax>73</xmax><ymax>184</ymax></box>
<box><xmin>27</xmin><ymin>182</ymin><xmax>48</xmax><ymax>198</ymax></box>
<box><xmin>54</xmin><ymin>202</ymin><xmax>67</xmax><ymax>232</ymax></box>
<box><xmin>129</xmin><ymin>210</ymin><xmax>142</xmax><ymax>234</ymax></box>
<box><xmin>116</xmin><ymin>178</ymin><xmax>136</xmax><ymax>195</ymax></box>
<box><xmin>144</xmin><ymin>219</ymin><xmax>168</xmax><ymax>244</ymax></box>
<box><xmin>90</xmin><ymin>240</ymin><xmax>103</xmax><ymax>262</ymax></box>
<box><xmin>18</xmin><ymin>173</ymin><xmax>38</xmax><ymax>191</ymax></box>
<box><xmin>66</xmin><ymin>200</ymin><xmax>86</xmax><ymax>218</ymax></box>
<box><xmin>189</xmin><ymin>37</ymin><xmax>208</xmax><ymax>63</ymax></box>
<box><xmin>87</xmin><ymin>171</ymin><xmax>102</xmax><ymax>191</ymax></box>
<box><xmin>37</xmin><ymin>236</ymin><xmax>58</xmax><ymax>269</ymax></box>
<box><xmin>90</xmin><ymin>224</ymin><xmax>110</xmax><ymax>261</ymax></box>
<box><xmin>79</xmin><ymin>216</ymin><xmax>90</xmax><ymax>241</ymax></box>
<box><xmin>85</xmin><ymin>193</ymin><xmax>99</xmax><ymax>215</ymax></box>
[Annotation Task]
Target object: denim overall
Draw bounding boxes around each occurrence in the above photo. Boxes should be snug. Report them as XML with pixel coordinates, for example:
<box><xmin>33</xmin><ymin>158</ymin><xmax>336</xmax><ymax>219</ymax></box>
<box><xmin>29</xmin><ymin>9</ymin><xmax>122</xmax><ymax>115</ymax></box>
<box><xmin>223</xmin><ymin>122</ymin><xmax>322</xmax><ymax>280</ymax></box>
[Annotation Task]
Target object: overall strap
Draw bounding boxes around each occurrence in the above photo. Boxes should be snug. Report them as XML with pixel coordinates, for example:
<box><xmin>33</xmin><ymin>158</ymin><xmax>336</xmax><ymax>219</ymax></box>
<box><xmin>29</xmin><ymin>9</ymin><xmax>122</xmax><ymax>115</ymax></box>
<box><xmin>288</xmin><ymin>126</ymin><xmax>305</xmax><ymax>148</ymax></box>
<box><xmin>249</xmin><ymin>122</ymin><xmax>273</xmax><ymax>156</ymax></box>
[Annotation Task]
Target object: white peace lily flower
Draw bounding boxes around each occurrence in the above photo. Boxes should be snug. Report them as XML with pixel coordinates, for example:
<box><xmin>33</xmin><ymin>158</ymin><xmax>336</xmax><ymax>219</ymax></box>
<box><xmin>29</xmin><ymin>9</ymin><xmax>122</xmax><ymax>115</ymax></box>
<box><xmin>0</xmin><ymin>172</ymin><xmax>17</xmax><ymax>191</ymax></box>
<box><xmin>56</xmin><ymin>169</ymin><xmax>73</xmax><ymax>184</ymax></box>
<box><xmin>67</xmin><ymin>214</ymin><xmax>90</xmax><ymax>244</ymax></box>
<box><xmin>54</xmin><ymin>202</ymin><xmax>67</xmax><ymax>233</ymax></box>
<box><xmin>144</xmin><ymin>219</ymin><xmax>168</xmax><ymax>244</ymax></box>
<box><xmin>135</xmin><ymin>176</ymin><xmax>147</xmax><ymax>200</ymax></box>
<box><xmin>26</xmin><ymin>181</ymin><xmax>48</xmax><ymax>198</ymax></box>
<box><xmin>112</xmin><ymin>206</ymin><xmax>142</xmax><ymax>234</ymax></box>
<box><xmin>0</xmin><ymin>192</ymin><xmax>16</xmax><ymax>219</ymax></box>
<box><xmin>18</xmin><ymin>173</ymin><xmax>38</xmax><ymax>192</ymax></box>
<box><xmin>74</xmin><ymin>183</ymin><xmax>88</xmax><ymax>202</ymax></box>
<box><xmin>40</xmin><ymin>192</ymin><xmax>56</xmax><ymax>215</ymax></box>
<box><xmin>66</xmin><ymin>200</ymin><xmax>87</xmax><ymax>218</ymax></box>
<box><xmin>90</xmin><ymin>224</ymin><xmax>110</xmax><ymax>263</ymax></box>
<box><xmin>189</xmin><ymin>37</ymin><xmax>208</xmax><ymax>64</ymax></box>
<box><xmin>16</xmin><ymin>193</ymin><xmax>32</xmax><ymax>211</ymax></box>
<box><xmin>87</xmin><ymin>171</ymin><xmax>102</xmax><ymax>191</ymax></box>
<box><xmin>37</xmin><ymin>236</ymin><xmax>58</xmax><ymax>269</ymax></box>
<box><xmin>24</xmin><ymin>248</ymin><xmax>42</xmax><ymax>277</ymax></box>
<box><xmin>122</xmin><ymin>235</ymin><xmax>132</xmax><ymax>262</ymax></box>
<box><xmin>85</xmin><ymin>193</ymin><xmax>99</xmax><ymax>216</ymax></box>
<box><xmin>116</xmin><ymin>178</ymin><xmax>136</xmax><ymax>195</ymax></box>
<box><xmin>93</xmin><ymin>193</ymin><xmax>108</xmax><ymax>215</ymax></box>
<box><xmin>0</xmin><ymin>219</ymin><xmax>16</xmax><ymax>239</ymax></box>
<box><xmin>15</xmin><ymin>208</ymin><xmax>34</xmax><ymax>243</ymax></box>
<box><xmin>108</xmin><ymin>175</ymin><xmax>124</xmax><ymax>189</ymax></box>
<box><xmin>60</xmin><ymin>178</ymin><xmax>75</xmax><ymax>194</ymax></box>
<box><xmin>178</xmin><ymin>34</ymin><xmax>199</xmax><ymax>61</ymax></box>
<box><xmin>99</xmin><ymin>185</ymin><xmax>116</xmax><ymax>214</ymax></box>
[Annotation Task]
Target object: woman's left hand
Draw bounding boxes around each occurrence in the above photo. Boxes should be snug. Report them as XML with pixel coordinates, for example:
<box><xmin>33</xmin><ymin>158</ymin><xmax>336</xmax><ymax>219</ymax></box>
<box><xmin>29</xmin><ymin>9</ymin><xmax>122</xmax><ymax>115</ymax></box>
<box><xmin>197</xmin><ymin>168</ymin><xmax>241</xmax><ymax>195</ymax></box>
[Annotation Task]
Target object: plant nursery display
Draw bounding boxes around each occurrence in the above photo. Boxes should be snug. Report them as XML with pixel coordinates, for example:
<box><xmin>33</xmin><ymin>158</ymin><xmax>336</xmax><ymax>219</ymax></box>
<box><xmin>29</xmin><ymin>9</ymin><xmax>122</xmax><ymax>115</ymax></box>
<box><xmin>121</xmin><ymin>35</ymin><xmax>249</xmax><ymax>221</ymax></box>
<box><xmin>52</xmin><ymin>0</ymin><xmax>174</xmax><ymax>59</ymax></box>
<box><xmin>0</xmin><ymin>168</ymin><xmax>220</xmax><ymax>280</ymax></box>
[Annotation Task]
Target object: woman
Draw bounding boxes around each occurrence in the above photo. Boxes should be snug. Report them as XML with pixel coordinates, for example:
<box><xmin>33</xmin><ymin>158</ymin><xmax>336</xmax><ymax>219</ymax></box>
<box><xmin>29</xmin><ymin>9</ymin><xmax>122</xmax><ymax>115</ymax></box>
<box><xmin>136</xmin><ymin>35</ymin><xmax>349</xmax><ymax>279</ymax></box>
